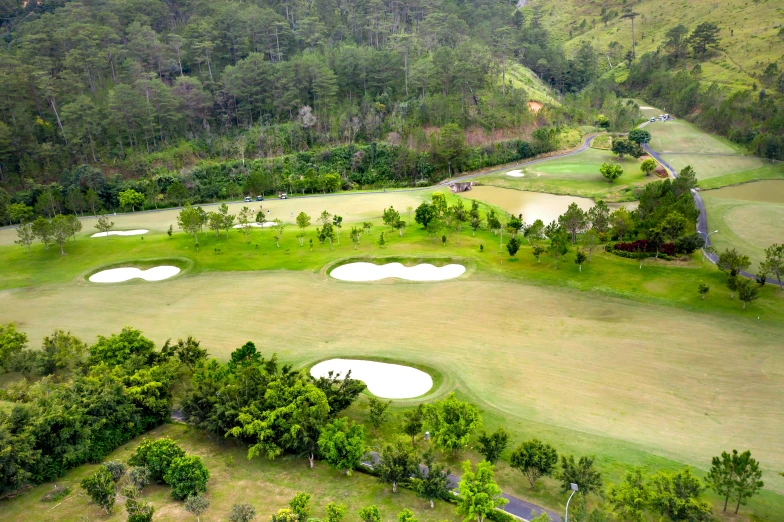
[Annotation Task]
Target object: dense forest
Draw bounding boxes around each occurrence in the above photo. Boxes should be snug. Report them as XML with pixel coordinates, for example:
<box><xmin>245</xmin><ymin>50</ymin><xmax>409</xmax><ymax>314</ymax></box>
<box><xmin>0</xmin><ymin>0</ymin><xmax>781</xmax><ymax>222</ymax></box>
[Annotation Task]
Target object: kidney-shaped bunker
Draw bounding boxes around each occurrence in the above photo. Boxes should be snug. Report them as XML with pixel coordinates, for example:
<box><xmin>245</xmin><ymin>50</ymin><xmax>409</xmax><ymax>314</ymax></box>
<box><xmin>310</xmin><ymin>359</ymin><xmax>433</xmax><ymax>399</ymax></box>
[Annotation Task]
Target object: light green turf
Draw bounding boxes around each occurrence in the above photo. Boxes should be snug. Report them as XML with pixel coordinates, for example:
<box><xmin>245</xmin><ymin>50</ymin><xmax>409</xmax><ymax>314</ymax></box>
<box><xmin>647</xmin><ymin>119</ymin><xmax>740</xmax><ymax>156</ymax></box>
<box><xmin>474</xmin><ymin>146</ymin><xmax>659</xmax><ymax>201</ymax></box>
<box><xmin>697</xmin><ymin>163</ymin><xmax>784</xmax><ymax>189</ymax></box>
<box><xmin>502</xmin><ymin>63</ymin><xmax>560</xmax><ymax>106</ymax></box>
<box><xmin>702</xmin><ymin>191</ymin><xmax>784</xmax><ymax>269</ymax></box>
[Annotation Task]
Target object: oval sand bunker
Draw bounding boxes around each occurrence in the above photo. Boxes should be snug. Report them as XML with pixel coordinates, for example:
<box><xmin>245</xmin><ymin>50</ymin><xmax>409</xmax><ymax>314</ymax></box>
<box><xmin>89</xmin><ymin>266</ymin><xmax>180</xmax><ymax>283</ymax></box>
<box><xmin>331</xmin><ymin>262</ymin><xmax>465</xmax><ymax>282</ymax></box>
<box><xmin>311</xmin><ymin>359</ymin><xmax>433</xmax><ymax>399</ymax></box>
<box><xmin>91</xmin><ymin>229</ymin><xmax>149</xmax><ymax>237</ymax></box>
<box><xmin>506</xmin><ymin>169</ymin><xmax>525</xmax><ymax>177</ymax></box>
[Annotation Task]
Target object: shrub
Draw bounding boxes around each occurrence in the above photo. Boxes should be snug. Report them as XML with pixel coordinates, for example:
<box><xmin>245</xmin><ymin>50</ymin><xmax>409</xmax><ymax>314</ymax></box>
<box><xmin>40</xmin><ymin>485</ymin><xmax>71</xmax><ymax>502</ymax></box>
<box><xmin>103</xmin><ymin>460</ymin><xmax>126</xmax><ymax>483</ymax></box>
<box><xmin>163</xmin><ymin>455</ymin><xmax>210</xmax><ymax>500</ymax></box>
<box><xmin>675</xmin><ymin>233</ymin><xmax>704</xmax><ymax>254</ymax></box>
<box><xmin>128</xmin><ymin>467</ymin><xmax>151</xmax><ymax>490</ymax></box>
<box><xmin>80</xmin><ymin>466</ymin><xmax>116</xmax><ymax>514</ymax></box>
<box><xmin>128</xmin><ymin>438</ymin><xmax>185</xmax><ymax>483</ymax></box>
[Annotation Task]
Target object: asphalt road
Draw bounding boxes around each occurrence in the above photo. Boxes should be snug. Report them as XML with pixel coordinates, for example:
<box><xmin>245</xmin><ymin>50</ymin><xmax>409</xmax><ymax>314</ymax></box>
<box><xmin>362</xmin><ymin>452</ymin><xmax>562</xmax><ymax>521</ymax></box>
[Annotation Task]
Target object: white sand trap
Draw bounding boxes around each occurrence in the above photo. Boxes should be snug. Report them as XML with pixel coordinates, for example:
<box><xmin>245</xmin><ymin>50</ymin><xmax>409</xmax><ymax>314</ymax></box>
<box><xmin>91</xmin><ymin>229</ymin><xmax>149</xmax><ymax>238</ymax></box>
<box><xmin>639</xmin><ymin>106</ymin><xmax>654</xmax><ymax>109</ymax></box>
<box><xmin>232</xmin><ymin>222</ymin><xmax>276</xmax><ymax>228</ymax></box>
<box><xmin>506</xmin><ymin>169</ymin><xmax>525</xmax><ymax>177</ymax></box>
<box><xmin>331</xmin><ymin>262</ymin><xmax>465</xmax><ymax>282</ymax></box>
<box><xmin>89</xmin><ymin>266</ymin><xmax>180</xmax><ymax>283</ymax></box>
<box><xmin>311</xmin><ymin>359</ymin><xmax>433</xmax><ymax>399</ymax></box>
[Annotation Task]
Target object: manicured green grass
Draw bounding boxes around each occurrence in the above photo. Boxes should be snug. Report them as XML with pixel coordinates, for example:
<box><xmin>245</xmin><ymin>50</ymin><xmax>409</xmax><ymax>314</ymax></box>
<box><xmin>698</xmin><ymin>163</ymin><xmax>784</xmax><ymax>189</ymax></box>
<box><xmin>0</xmin><ymin>423</ymin><xmax>459</xmax><ymax>522</ymax></box>
<box><xmin>665</xmin><ymin>154</ymin><xmax>769</xmax><ymax>180</ymax></box>
<box><xmin>475</xmin><ymin>147</ymin><xmax>657</xmax><ymax>201</ymax></box>
<box><xmin>702</xmin><ymin>191</ymin><xmax>784</xmax><ymax>269</ymax></box>
<box><xmin>648</xmin><ymin>119</ymin><xmax>740</xmax><ymax>156</ymax></box>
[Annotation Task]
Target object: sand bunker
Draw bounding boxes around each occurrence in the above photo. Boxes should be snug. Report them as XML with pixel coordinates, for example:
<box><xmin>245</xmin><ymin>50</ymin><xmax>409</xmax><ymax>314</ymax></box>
<box><xmin>232</xmin><ymin>222</ymin><xmax>276</xmax><ymax>228</ymax></box>
<box><xmin>331</xmin><ymin>262</ymin><xmax>465</xmax><ymax>282</ymax></box>
<box><xmin>310</xmin><ymin>359</ymin><xmax>433</xmax><ymax>399</ymax></box>
<box><xmin>89</xmin><ymin>266</ymin><xmax>180</xmax><ymax>283</ymax></box>
<box><xmin>639</xmin><ymin>106</ymin><xmax>654</xmax><ymax>109</ymax></box>
<box><xmin>506</xmin><ymin>169</ymin><xmax>525</xmax><ymax>177</ymax></box>
<box><xmin>91</xmin><ymin>229</ymin><xmax>149</xmax><ymax>237</ymax></box>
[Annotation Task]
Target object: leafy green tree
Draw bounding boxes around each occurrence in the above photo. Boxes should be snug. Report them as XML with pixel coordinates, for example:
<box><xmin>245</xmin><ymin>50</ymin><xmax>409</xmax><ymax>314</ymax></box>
<box><xmin>368</xmin><ymin>397</ymin><xmax>391</xmax><ymax>435</ymax></box>
<box><xmin>559</xmin><ymin>203</ymin><xmax>587</xmax><ymax>244</ymax></box>
<box><xmin>672</xmin><ymin>166</ymin><xmax>698</xmax><ymax>199</ymax></box>
<box><xmin>50</xmin><ymin>214</ymin><xmax>73</xmax><ymax>255</ymax></box>
<box><xmin>124</xmin><ymin>486</ymin><xmax>155</xmax><ymax>522</ymax></box>
<box><xmin>104</xmin><ymin>461</ymin><xmax>126</xmax><ymax>482</ymax></box>
<box><xmin>296</xmin><ymin>212</ymin><xmax>311</xmax><ymax>246</ymax></box>
<box><xmin>729</xmin><ymin>450</ymin><xmax>764</xmax><ymax>514</ymax></box>
<box><xmin>358</xmin><ymin>505</ymin><xmax>382</xmax><ymax>522</ymax></box>
<box><xmin>229</xmin><ymin>503</ymin><xmax>256</xmax><ymax>522</ymax></box>
<box><xmin>546</xmin><ymin>224</ymin><xmax>569</xmax><ymax>269</ymax></box>
<box><xmin>363</xmin><ymin>222</ymin><xmax>372</xmax><ymax>236</ymax></box>
<box><xmin>383</xmin><ymin>206</ymin><xmax>401</xmax><ymax>228</ymax></box>
<box><xmin>761</xmin><ymin>244</ymin><xmax>784</xmax><ymax>289</ymax></box>
<box><xmin>477</xmin><ymin>428</ymin><xmax>509</xmax><ymax>464</ymax></box>
<box><xmin>178</xmin><ymin>204</ymin><xmax>203</xmax><ymax>244</ymax></box>
<box><xmin>587</xmin><ymin>202</ymin><xmax>610</xmax><ymax>234</ymax></box>
<box><xmin>311</xmin><ymin>370</ymin><xmax>366</xmax><ymax>415</ymax></box>
<box><xmin>607</xmin><ymin>468</ymin><xmax>651</xmax><ymax>522</ymax></box>
<box><xmin>377</xmin><ymin>440</ymin><xmax>418</xmax><ymax>493</ymax></box>
<box><xmin>164</xmin><ymin>455</ymin><xmax>209</xmax><ymax>500</ymax></box>
<box><xmin>575</xmin><ymin>250</ymin><xmax>587</xmax><ymax>272</ymax></box>
<box><xmin>15</xmin><ymin>222</ymin><xmax>35</xmax><ymax>256</ymax></box>
<box><xmin>689</xmin><ymin>22</ymin><xmax>720</xmax><ymax>58</ymax></box>
<box><xmin>378</xmin><ymin>231</ymin><xmax>387</xmax><ymax>248</ymax></box>
<box><xmin>560</xmin><ymin>455</ymin><xmax>602</xmax><ymax>496</ymax></box>
<box><xmin>8</xmin><ymin>203</ymin><xmax>34</xmax><ymax>224</ymax></box>
<box><xmin>506</xmin><ymin>236</ymin><xmax>521</xmax><ymax>259</ymax></box>
<box><xmin>438</xmin><ymin>123</ymin><xmax>465</xmax><ymax>174</ymax></box>
<box><xmin>640</xmin><ymin>158</ymin><xmax>657</xmax><ymax>176</ymax></box>
<box><xmin>325</xmin><ymin>502</ymin><xmax>346</xmax><ymax>522</ymax></box>
<box><xmin>423</xmin><ymin>393</ymin><xmax>482</xmax><ymax>456</ymax></box>
<box><xmin>350</xmin><ymin>226</ymin><xmax>362</xmax><ymax>249</ymax></box>
<box><xmin>650</xmin><ymin>469</ymin><xmax>711</xmax><ymax>521</ymax></box>
<box><xmin>95</xmin><ymin>211</ymin><xmax>115</xmax><ymax>237</ymax></box>
<box><xmin>129</xmin><ymin>467</ymin><xmax>151</xmax><ymax>490</ymax></box>
<box><xmin>510</xmin><ymin>439</ymin><xmax>558</xmax><ymax>488</ymax></box>
<box><xmin>718</xmin><ymin>248</ymin><xmax>751</xmax><ymax>277</ymax></box>
<box><xmin>411</xmin><ymin>449</ymin><xmax>452</xmax><ymax>508</ymax></box>
<box><xmin>455</xmin><ymin>460</ymin><xmax>508</xmax><ymax>522</ymax></box>
<box><xmin>414</xmin><ymin>202</ymin><xmax>438</xmax><ymax>228</ymax></box>
<box><xmin>185</xmin><ymin>494</ymin><xmax>210</xmax><ymax>522</ymax></box>
<box><xmin>32</xmin><ymin>217</ymin><xmax>53</xmax><ymax>250</ymax></box>
<box><xmin>402</xmin><ymin>404</ymin><xmax>425</xmax><ymax>444</ymax></box>
<box><xmin>119</xmin><ymin>189</ymin><xmax>145</xmax><ymax>212</ymax></box>
<box><xmin>128</xmin><ymin>437</ymin><xmax>186</xmax><ymax>483</ymax></box>
<box><xmin>600</xmin><ymin>162</ymin><xmax>623</xmax><ymax>183</ymax></box>
<box><xmin>532</xmin><ymin>245</ymin><xmax>545</xmax><ymax>264</ymax></box>
<box><xmin>318</xmin><ymin>417</ymin><xmax>366</xmax><ymax>475</ymax></box>
<box><xmin>273</xmin><ymin>218</ymin><xmax>285</xmax><ymax>247</ymax></box>
<box><xmin>333</xmin><ymin>215</ymin><xmax>343</xmax><ymax>243</ymax></box>
<box><xmin>665</xmin><ymin>24</ymin><xmax>690</xmax><ymax>60</ymax></box>
<box><xmin>167</xmin><ymin>181</ymin><xmax>189</xmax><ymax>206</ymax></box>
<box><xmin>707</xmin><ymin>450</ymin><xmax>737</xmax><ymax>512</ymax></box>
<box><xmin>89</xmin><ymin>327</ymin><xmax>155</xmax><ymax>367</ymax></box>
<box><xmin>628</xmin><ymin>129</ymin><xmax>651</xmax><ymax>144</ymax></box>
<box><xmin>610</xmin><ymin>207</ymin><xmax>634</xmax><ymax>241</ymax></box>
<box><xmin>80</xmin><ymin>466</ymin><xmax>116</xmax><ymax>514</ymax></box>
<box><xmin>289</xmin><ymin>492</ymin><xmax>311</xmax><ymax>521</ymax></box>
<box><xmin>207</xmin><ymin>211</ymin><xmax>223</xmax><ymax>237</ymax></box>
<box><xmin>397</xmin><ymin>509</ymin><xmax>418</xmax><ymax>522</ymax></box>
<box><xmin>737</xmin><ymin>278</ymin><xmax>759</xmax><ymax>309</ymax></box>
<box><xmin>431</xmin><ymin>193</ymin><xmax>447</xmax><ymax>217</ymax></box>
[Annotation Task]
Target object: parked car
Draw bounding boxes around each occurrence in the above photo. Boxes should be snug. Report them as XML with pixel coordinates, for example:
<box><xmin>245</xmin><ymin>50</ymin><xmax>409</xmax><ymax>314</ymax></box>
<box><xmin>256</xmin><ymin>195</ymin><xmax>264</xmax><ymax>201</ymax></box>
<box><xmin>650</xmin><ymin>117</ymin><xmax>656</xmax><ymax>122</ymax></box>
<box><xmin>279</xmin><ymin>193</ymin><xmax>288</xmax><ymax>199</ymax></box>
<box><xmin>244</xmin><ymin>196</ymin><xmax>252</xmax><ymax>202</ymax></box>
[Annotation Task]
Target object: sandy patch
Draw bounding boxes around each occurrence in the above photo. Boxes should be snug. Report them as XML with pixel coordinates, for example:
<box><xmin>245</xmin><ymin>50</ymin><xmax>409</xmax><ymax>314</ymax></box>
<box><xmin>527</xmin><ymin>101</ymin><xmax>543</xmax><ymax>113</ymax></box>
<box><xmin>89</xmin><ymin>266</ymin><xmax>180</xmax><ymax>283</ymax></box>
<box><xmin>310</xmin><ymin>359</ymin><xmax>433</xmax><ymax>399</ymax></box>
<box><xmin>232</xmin><ymin>222</ymin><xmax>276</xmax><ymax>228</ymax></box>
<box><xmin>91</xmin><ymin>229</ymin><xmax>148</xmax><ymax>237</ymax></box>
<box><xmin>330</xmin><ymin>262</ymin><xmax>465</xmax><ymax>282</ymax></box>
<box><xmin>506</xmin><ymin>169</ymin><xmax>525</xmax><ymax>177</ymax></box>
<box><xmin>639</xmin><ymin>106</ymin><xmax>655</xmax><ymax>109</ymax></box>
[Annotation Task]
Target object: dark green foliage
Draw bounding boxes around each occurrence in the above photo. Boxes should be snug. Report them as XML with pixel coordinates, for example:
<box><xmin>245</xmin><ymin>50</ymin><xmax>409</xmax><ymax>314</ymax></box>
<box><xmin>89</xmin><ymin>327</ymin><xmax>156</xmax><ymax>367</ymax></box>
<box><xmin>289</xmin><ymin>492</ymin><xmax>311</xmax><ymax>521</ymax></box>
<box><xmin>560</xmin><ymin>455</ymin><xmax>603</xmax><ymax>496</ymax></box>
<box><xmin>103</xmin><ymin>460</ymin><xmax>126</xmax><ymax>483</ymax></box>
<box><xmin>650</xmin><ymin>469</ymin><xmax>712</xmax><ymax>521</ymax></box>
<box><xmin>411</xmin><ymin>450</ymin><xmax>453</xmax><ymax>508</ymax></box>
<box><xmin>358</xmin><ymin>505</ymin><xmax>382</xmax><ymax>522</ymax></box>
<box><xmin>317</xmin><ymin>417</ymin><xmax>366</xmax><ymax>475</ymax></box>
<box><xmin>414</xmin><ymin>203</ymin><xmax>437</xmax><ymax>229</ymax></box>
<box><xmin>477</xmin><ymin>428</ymin><xmax>509</xmax><ymax>464</ymax></box>
<box><xmin>627</xmin><ymin>129</ymin><xmax>651</xmax><ymax>144</ymax></box>
<box><xmin>367</xmin><ymin>397</ymin><xmax>391</xmax><ymax>435</ymax></box>
<box><xmin>164</xmin><ymin>455</ymin><xmax>210</xmax><ymax>500</ymax></box>
<box><xmin>229</xmin><ymin>503</ymin><xmax>257</xmax><ymax>522</ymax></box>
<box><xmin>128</xmin><ymin>438</ymin><xmax>186</xmax><ymax>484</ymax></box>
<box><xmin>506</xmin><ymin>236</ymin><xmax>521</xmax><ymax>259</ymax></box>
<box><xmin>510</xmin><ymin>439</ymin><xmax>559</xmax><ymax>488</ymax></box>
<box><xmin>376</xmin><ymin>440</ymin><xmax>418</xmax><ymax>493</ymax></box>
<box><xmin>311</xmin><ymin>370</ymin><xmax>366</xmax><ymax>416</ymax></box>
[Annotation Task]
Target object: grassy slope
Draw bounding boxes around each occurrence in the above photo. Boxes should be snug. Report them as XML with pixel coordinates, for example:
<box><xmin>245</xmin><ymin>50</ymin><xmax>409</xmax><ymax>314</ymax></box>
<box><xmin>527</xmin><ymin>0</ymin><xmax>784</xmax><ymax>90</ymax></box>
<box><xmin>503</xmin><ymin>62</ymin><xmax>561</xmax><ymax>105</ymax></box>
<box><xmin>472</xmin><ymin>146</ymin><xmax>659</xmax><ymax>201</ymax></box>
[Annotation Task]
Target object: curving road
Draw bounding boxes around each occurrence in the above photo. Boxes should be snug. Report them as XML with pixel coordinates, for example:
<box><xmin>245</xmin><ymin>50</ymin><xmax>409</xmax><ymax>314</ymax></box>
<box><xmin>642</xmin><ymin>142</ymin><xmax>754</xmax><ymax>279</ymax></box>
<box><xmin>361</xmin><ymin>451</ymin><xmax>562</xmax><ymax>522</ymax></box>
